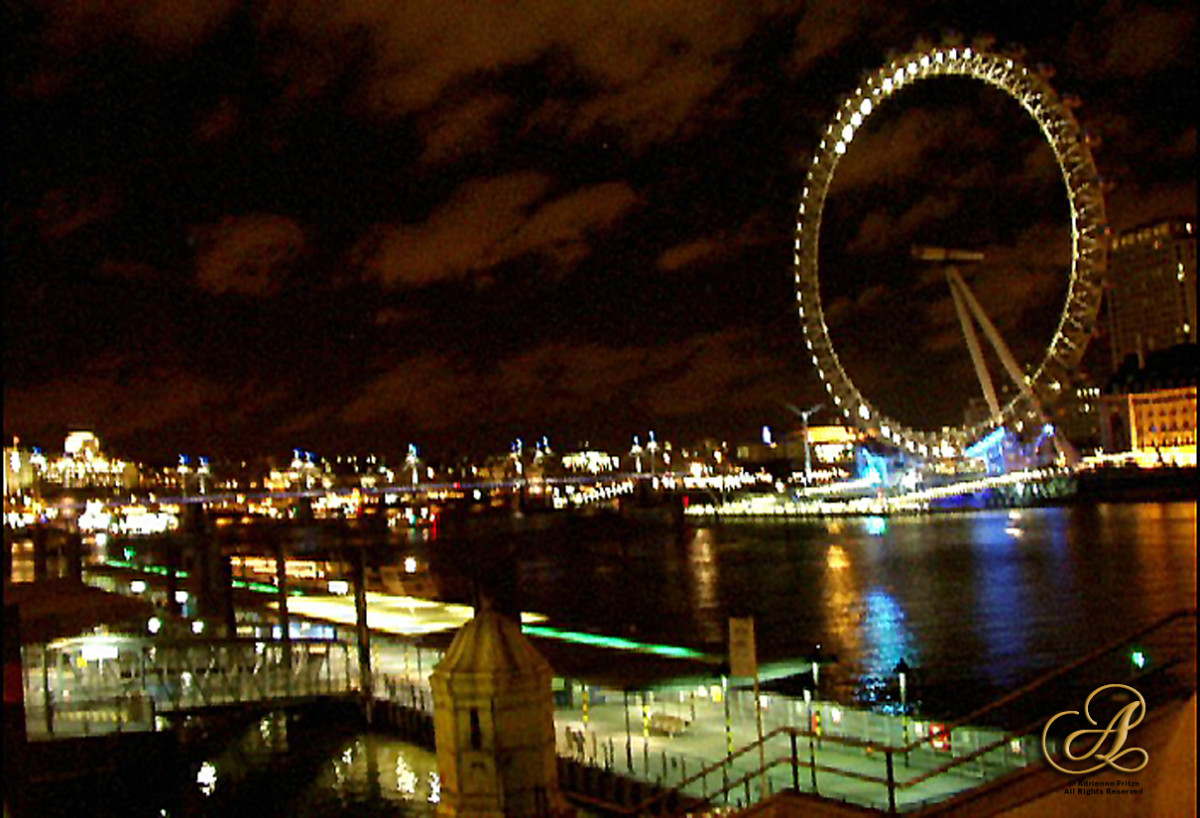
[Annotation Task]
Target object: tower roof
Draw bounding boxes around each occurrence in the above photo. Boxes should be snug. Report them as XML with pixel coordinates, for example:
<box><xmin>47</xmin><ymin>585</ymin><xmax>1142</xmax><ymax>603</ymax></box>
<box><xmin>435</xmin><ymin>605</ymin><xmax>551</xmax><ymax>677</ymax></box>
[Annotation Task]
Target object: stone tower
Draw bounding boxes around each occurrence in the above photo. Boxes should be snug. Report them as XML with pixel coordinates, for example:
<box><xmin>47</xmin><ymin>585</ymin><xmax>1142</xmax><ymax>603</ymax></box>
<box><xmin>430</xmin><ymin>602</ymin><xmax>569</xmax><ymax>817</ymax></box>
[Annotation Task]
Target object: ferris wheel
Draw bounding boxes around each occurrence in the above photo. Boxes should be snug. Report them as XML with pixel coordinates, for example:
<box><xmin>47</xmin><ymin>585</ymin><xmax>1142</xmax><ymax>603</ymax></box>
<box><xmin>794</xmin><ymin>44</ymin><xmax>1107</xmax><ymax>459</ymax></box>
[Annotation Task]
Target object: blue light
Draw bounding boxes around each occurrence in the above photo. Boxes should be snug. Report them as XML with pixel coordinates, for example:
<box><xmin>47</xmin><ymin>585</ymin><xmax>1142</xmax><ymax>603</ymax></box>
<box><xmin>865</xmin><ymin>516</ymin><xmax>887</xmax><ymax>536</ymax></box>
<box><xmin>965</xmin><ymin>427</ymin><xmax>1006</xmax><ymax>460</ymax></box>
<box><xmin>762</xmin><ymin>425</ymin><xmax>773</xmax><ymax>445</ymax></box>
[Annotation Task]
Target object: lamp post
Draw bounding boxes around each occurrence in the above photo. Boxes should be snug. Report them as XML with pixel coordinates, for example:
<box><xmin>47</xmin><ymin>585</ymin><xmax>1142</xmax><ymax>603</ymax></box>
<box><xmin>806</xmin><ymin>643</ymin><xmax>824</xmax><ymax>691</ymax></box>
<box><xmin>895</xmin><ymin>658</ymin><xmax>911</xmax><ymax>767</ymax></box>
<box><xmin>803</xmin><ymin>688</ymin><xmax>817</xmax><ymax>792</ymax></box>
<box><xmin>785</xmin><ymin>403</ymin><xmax>823</xmax><ymax>484</ymax></box>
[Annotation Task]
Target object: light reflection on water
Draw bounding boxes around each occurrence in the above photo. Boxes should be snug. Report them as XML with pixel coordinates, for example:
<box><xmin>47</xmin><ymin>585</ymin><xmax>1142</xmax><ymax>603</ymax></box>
<box><xmin>192</xmin><ymin>711</ymin><xmax>438</xmax><ymax>816</ymax></box>
<box><xmin>486</xmin><ymin>501</ymin><xmax>1194</xmax><ymax>716</ymax></box>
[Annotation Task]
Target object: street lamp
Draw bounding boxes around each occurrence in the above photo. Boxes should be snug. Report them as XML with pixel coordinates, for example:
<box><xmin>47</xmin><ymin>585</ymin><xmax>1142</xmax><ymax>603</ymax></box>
<box><xmin>895</xmin><ymin>658</ymin><xmax>911</xmax><ymax>767</ymax></box>
<box><xmin>786</xmin><ymin>403</ymin><xmax>823</xmax><ymax>484</ymax></box>
<box><xmin>895</xmin><ymin>658</ymin><xmax>910</xmax><ymax>710</ymax></box>
<box><xmin>806</xmin><ymin>643</ymin><xmax>824</xmax><ymax>690</ymax></box>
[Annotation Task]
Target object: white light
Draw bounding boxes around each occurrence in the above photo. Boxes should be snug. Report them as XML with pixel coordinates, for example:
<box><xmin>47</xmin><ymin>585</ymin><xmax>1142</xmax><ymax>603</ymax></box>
<box><xmin>130</xmin><ymin>580</ymin><xmax>147</xmax><ymax>594</ymax></box>
<box><xmin>327</xmin><ymin>579</ymin><xmax>350</xmax><ymax>595</ymax></box>
<box><xmin>907</xmin><ymin>62</ymin><xmax>917</xmax><ymax>75</ymax></box>
<box><xmin>148</xmin><ymin>616</ymin><xmax>162</xmax><ymax>634</ymax></box>
<box><xmin>198</xmin><ymin>761</ymin><xmax>217</xmax><ymax>796</ymax></box>
<box><xmin>192</xmin><ymin>620</ymin><xmax>205</xmax><ymax>634</ymax></box>
<box><xmin>858</xmin><ymin>404</ymin><xmax>871</xmax><ymax>421</ymax></box>
<box><xmin>850</xmin><ymin>112</ymin><xmax>862</xmax><ymax>127</ymax></box>
<box><xmin>842</xmin><ymin>124</ymin><xmax>854</xmax><ymax>141</ymax></box>
<box><xmin>404</xmin><ymin>556</ymin><xmax>418</xmax><ymax>574</ymax></box>
<box><xmin>834</xmin><ymin>141</ymin><xmax>846</xmax><ymax>155</ymax></box>
<box><xmin>81</xmin><ymin>639</ymin><xmax>120</xmax><ymax>662</ymax></box>
<box><xmin>175</xmin><ymin>590</ymin><xmax>189</xmax><ymax>604</ymax></box>
<box><xmin>860</xmin><ymin>99</ymin><xmax>872</xmax><ymax>115</ymax></box>
<box><xmin>920</xmin><ymin>55</ymin><xmax>930</xmax><ymax>68</ymax></box>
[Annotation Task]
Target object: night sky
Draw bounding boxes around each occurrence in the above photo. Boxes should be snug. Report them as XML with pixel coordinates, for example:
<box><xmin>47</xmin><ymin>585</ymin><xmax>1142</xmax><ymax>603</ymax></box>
<box><xmin>5</xmin><ymin>1</ymin><xmax>1195</xmax><ymax>463</ymax></box>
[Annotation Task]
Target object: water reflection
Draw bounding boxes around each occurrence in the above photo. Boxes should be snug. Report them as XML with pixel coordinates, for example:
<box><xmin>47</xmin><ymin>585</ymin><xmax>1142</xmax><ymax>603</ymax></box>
<box><xmin>190</xmin><ymin>710</ymin><xmax>437</xmax><ymax>816</ymax></box>
<box><xmin>859</xmin><ymin>588</ymin><xmax>917</xmax><ymax>679</ymax></box>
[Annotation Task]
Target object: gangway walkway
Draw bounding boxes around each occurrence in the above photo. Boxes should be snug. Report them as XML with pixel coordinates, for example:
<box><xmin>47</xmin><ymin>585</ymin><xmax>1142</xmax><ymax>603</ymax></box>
<box><xmin>21</xmin><ymin>635</ymin><xmax>357</xmax><ymax>738</ymax></box>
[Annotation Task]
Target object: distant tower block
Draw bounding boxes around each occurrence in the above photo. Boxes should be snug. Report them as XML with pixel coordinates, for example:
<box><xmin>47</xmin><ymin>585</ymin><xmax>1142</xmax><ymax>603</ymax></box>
<box><xmin>431</xmin><ymin>602</ymin><xmax>569</xmax><ymax>817</ymax></box>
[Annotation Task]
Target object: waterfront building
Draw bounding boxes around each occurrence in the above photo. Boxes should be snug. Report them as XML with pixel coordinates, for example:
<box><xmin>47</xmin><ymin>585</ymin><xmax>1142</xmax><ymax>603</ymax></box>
<box><xmin>736</xmin><ymin>425</ymin><xmax>861</xmax><ymax>481</ymax></box>
<box><xmin>29</xmin><ymin>431</ymin><xmax>141</xmax><ymax>492</ymax></box>
<box><xmin>4</xmin><ymin>440</ymin><xmax>44</xmax><ymax>496</ymax></box>
<box><xmin>1106</xmin><ymin>217</ymin><xmax>1197</xmax><ymax>371</ymax></box>
<box><xmin>1099</xmin><ymin>343</ymin><xmax>1197</xmax><ymax>465</ymax></box>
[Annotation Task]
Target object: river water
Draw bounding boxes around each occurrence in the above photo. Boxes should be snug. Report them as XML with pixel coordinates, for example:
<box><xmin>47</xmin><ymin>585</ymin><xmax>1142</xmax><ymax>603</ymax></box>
<box><xmin>417</xmin><ymin>501</ymin><xmax>1196</xmax><ymax>715</ymax></box>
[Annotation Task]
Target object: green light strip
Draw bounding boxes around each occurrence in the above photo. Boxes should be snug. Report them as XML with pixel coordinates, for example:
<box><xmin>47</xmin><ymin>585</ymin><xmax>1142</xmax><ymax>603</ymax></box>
<box><xmin>522</xmin><ymin>625</ymin><xmax>711</xmax><ymax>661</ymax></box>
<box><xmin>101</xmin><ymin>558</ymin><xmax>301</xmax><ymax>595</ymax></box>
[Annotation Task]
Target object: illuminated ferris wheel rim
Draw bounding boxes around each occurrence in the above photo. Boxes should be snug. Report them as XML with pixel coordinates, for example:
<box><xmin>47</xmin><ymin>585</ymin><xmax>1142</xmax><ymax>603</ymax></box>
<box><xmin>794</xmin><ymin>45</ymin><xmax>1107</xmax><ymax>458</ymax></box>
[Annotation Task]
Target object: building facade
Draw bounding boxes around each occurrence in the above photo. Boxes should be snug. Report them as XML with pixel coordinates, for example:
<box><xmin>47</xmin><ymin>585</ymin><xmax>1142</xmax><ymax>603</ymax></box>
<box><xmin>1099</xmin><ymin>343</ymin><xmax>1196</xmax><ymax>466</ymax></box>
<box><xmin>1106</xmin><ymin>218</ymin><xmax>1197</xmax><ymax>371</ymax></box>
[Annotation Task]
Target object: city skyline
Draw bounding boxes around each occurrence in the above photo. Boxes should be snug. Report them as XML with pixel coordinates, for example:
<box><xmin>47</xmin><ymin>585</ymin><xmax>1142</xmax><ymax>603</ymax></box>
<box><xmin>5</xmin><ymin>1</ymin><xmax>1195</xmax><ymax>461</ymax></box>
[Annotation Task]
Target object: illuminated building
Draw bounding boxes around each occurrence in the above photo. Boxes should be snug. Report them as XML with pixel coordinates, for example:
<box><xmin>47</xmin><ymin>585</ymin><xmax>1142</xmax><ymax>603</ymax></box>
<box><xmin>5</xmin><ymin>440</ymin><xmax>43</xmax><ymax>496</ymax></box>
<box><xmin>736</xmin><ymin>425</ymin><xmax>861</xmax><ymax>480</ymax></box>
<box><xmin>561</xmin><ymin>449</ymin><xmax>619</xmax><ymax>474</ymax></box>
<box><xmin>43</xmin><ymin>431</ymin><xmax>140</xmax><ymax>491</ymax></box>
<box><xmin>265</xmin><ymin>450</ymin><xmax>333</xmax><ymax>491</ymax></box>
<box><xmin>1099</xmin><ymin>344</ymin><xmax>1197</xmax><ymax>466</ymax></box>
<box><xmin>1107</xmin><ymin>218</ymin><xmax>1197</xmax><ymax>371</ymax></box>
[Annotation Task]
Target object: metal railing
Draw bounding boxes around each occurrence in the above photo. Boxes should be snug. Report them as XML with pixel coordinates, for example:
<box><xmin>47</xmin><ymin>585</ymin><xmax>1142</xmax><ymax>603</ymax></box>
<box><xmin>23</xmin><ymin>636</ymin><xmax>358</xmax><ymax>739</ymax></box>
<box><xmin>612</xmin><ymin>607</ymin><xmax>1196</xmax><ymax>815</ymax></box>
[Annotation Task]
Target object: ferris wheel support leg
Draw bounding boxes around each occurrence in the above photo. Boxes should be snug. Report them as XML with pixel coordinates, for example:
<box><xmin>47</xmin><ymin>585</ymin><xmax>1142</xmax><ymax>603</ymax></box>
<box><xmin>949</xmin><ymin>270</ymin><xmax>1081</xmax><ymax>466</ymax></box>
<box><xmin>948</xmin><ymin>270</ymin><xmax>1041</xmax><ymax>409</ymax></box>
<box><xmin>948</xmin><ymin>267</ymin><xmax>1002</xmax><ymax>424</ymax></box>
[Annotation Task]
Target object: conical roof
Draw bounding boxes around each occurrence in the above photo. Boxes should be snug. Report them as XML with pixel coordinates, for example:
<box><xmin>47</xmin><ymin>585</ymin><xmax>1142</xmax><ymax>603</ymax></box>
<box><xmin>435</xmin><ymin>605</ymin><xmax>551</xmax><ymax>677</ymax></box>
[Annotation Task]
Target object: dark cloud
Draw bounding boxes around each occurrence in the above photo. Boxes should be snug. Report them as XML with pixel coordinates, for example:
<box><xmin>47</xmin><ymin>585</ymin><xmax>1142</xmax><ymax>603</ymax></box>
<box><xmin>35</xmin><ymin>184</ymin><xmax>120</xmax><ymax>240</ymax></box>
<box><xmin>194</xmin><ymin>214</ymin><xmax>307</xmax><ymax>297</ymax></box>
<box><xmin>790</xmin><ymin>0</ymin><xmax>902</xmax><ymax>75</ymax></box>
<box><xmin>1066</xmin><ymin>2</ymin><xmax>1196</xmax><ymax>79</ymax></box>
<box><xmin>4</xmin><ymin>362</ymin><xmax>224</xmax><ymax>445</ymax></box>
<box><xmin>418</xmin><ymin>94</ymin><xmax>510</xmax><ymax>166</ymax></box>
<box><xmin>846</xmin><ymin>193</ymin><xmax>962</xmax><ymax>255</ymax></box>
<box><xmin>656</xmin><ymin>211</ymin><xmax>777</xmax><ymax>272</ymax></box>
<box><xmin>4</xmin><ymin>1</ymin><xmax>1193</xmax><ymax>456</ymax></box>
<box><xmin>336</xmin><ymin>331</ymin><xmax>791</xmax><ymax>443</ymax></box>
<box><xmin>360</xmin><ymin>174</ymin><xmax>638</xmax><ymax>287</ymax></box>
